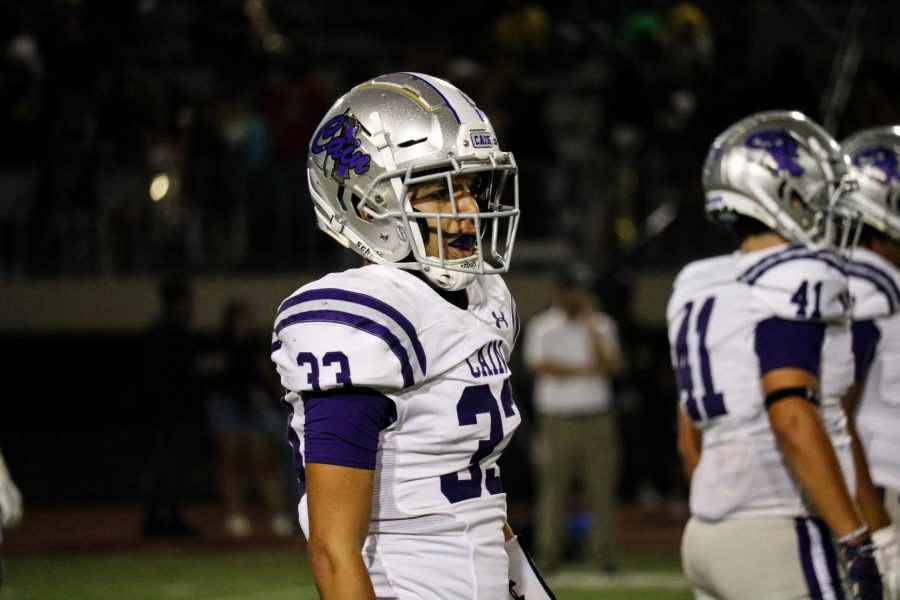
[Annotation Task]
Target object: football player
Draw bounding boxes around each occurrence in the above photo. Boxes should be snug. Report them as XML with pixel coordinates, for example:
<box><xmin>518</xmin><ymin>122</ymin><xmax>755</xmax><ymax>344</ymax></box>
<box><xmin>841</xmin><ymin>126</ymin><xmax>900</xmax><ymax>598</ymax></box>
<box><xmin>667</xmin><ymin>111</ymin><xmax>882</xmax><ymax>599</ymax></box>
<box><xmin>271</xmin><ymin>73</ymin><xmax>554</xmax><ymax>599</ymax></box>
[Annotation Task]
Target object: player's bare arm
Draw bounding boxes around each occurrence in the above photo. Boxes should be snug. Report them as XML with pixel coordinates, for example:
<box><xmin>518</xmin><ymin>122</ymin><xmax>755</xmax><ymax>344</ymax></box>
<box><xmin>764</xmin><ymin>368</ymin><xmax>866</xmax><ymax>542</ymax></box>
<box><xmin>841</xmin><ymin>385</ymin><xmax>892</xmax><ymax>533</ymax></box>
<box><xmin>306</xmin><ymin>463</ymin><xmax>376</xmax><ymax>600</ymax></box>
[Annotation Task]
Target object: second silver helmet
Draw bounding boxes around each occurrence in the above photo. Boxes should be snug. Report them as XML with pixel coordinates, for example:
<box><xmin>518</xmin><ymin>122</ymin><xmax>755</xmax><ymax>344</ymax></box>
<box><xmin>840</xmin><ymin>125</ymin><xmax>900</xmax><ymax>243</ymax></box>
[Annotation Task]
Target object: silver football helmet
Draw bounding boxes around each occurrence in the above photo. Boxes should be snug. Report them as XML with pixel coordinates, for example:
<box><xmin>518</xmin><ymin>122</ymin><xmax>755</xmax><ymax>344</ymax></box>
<box><xmin>307</xmin><ymin>72</ymin><xmax>519</xmax><ymax>291</ymax></box>
<box><xmin>840</xmin><ymin>126</ymin><xmax>900</xmax><ymax>243</ymax></box>
<box><xmin>702</xmin><ymin>110</ymin><xmax>853</xmax><ymax>248</ymax></box>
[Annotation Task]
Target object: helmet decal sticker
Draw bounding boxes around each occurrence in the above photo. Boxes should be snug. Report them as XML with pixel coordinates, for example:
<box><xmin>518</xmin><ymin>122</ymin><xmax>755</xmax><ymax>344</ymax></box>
<box><xmin>311</xmin><ymin>114</ymin><xmax>371</xmax><ymax>181</ymax></box>
<box><xmin>470</xmin><ymin>132</ymin><xmax>493</xmax><ymax>148</ymax></box>
<box><xmin>746</xmin><ymin>130</ymin><xmax>805</xmax><ymax>177</ymax></box>
<box><xmin>853</xmin><ymin>146</ymin><xmax>900</xmax><ymax>184</ymax></box>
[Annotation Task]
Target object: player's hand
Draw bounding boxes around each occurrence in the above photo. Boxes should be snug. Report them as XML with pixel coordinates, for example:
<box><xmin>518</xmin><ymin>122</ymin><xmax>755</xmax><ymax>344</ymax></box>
<box><xmin>841</xmin><ymin>535</ymin><xmax>884</xmax><ymax>600</ymax></box>
<box><xmin>0</xmin><ymin>475</ymin><xmax>23</xmax><ymax>529</ymax></box>
<box><xmin>872</xmin><ymin>526</ymin><xmax>900</xmax><ymax>599</ymax></box>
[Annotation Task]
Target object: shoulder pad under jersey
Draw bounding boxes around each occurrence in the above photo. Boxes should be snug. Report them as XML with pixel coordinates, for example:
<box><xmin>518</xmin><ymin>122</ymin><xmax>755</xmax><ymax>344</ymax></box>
<box><xmin>667</xmin><ymin>254</ymin><xmax>738</xmax><ymax>323</ymax></box>
<box><xmin>271</xmin><ymin>267</ymin><xmax>428</xmax><ymax>393</ymax></box>
<box><xmin>739</xmin><ymin>243</ymin><xmax>849</xmax><ymax>322</ymax></box>
<box><xmin>848</xmin><ymin>247</ymin><xmax>900</xmax><ymax>320</ymax></box>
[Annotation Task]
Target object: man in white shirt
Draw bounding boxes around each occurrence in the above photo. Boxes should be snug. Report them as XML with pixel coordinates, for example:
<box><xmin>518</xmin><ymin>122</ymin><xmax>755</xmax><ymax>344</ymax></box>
<box><xmin>524</xmin><ymin>263</ymin><xmax>624</xmax><ymax>574</ymax></box>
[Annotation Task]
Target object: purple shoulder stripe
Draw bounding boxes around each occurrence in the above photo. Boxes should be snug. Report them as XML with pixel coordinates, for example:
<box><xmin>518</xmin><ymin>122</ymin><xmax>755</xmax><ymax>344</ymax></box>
<box><xmin>847</xmin><ymin>261</ymin><xmax>900</xmax><ymax>312</ymax></box>
<box><xmin>276</xmin><ymin>309</ymin><xmax>415</xmax><ymax>387</ymax></box>
<box><xmin>277</xmin><ymin>287</ymin><xmax>426</xmax><ymax>375</ymax></box>
<box><xmin>738</xmin><ymin>244</ymin><xmax>845</xmax><ymax>285</ymax></box>
<box><xmin>737</xmin><ymin>243</ymin><xmax>807</xmax><ymax>283</ymax></box>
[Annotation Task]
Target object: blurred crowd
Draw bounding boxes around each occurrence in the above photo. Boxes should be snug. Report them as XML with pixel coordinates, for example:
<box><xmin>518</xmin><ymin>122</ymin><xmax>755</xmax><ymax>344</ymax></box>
<box><xmin>3</xmin><ymin>0</ymin><xmax>899</xmax><ymax>283</ymax></box>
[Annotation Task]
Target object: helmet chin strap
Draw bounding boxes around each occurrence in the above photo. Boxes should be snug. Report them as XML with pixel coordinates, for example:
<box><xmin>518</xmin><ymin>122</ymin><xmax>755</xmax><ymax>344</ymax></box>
<box><xmin>420</xmin><ymin>264</ymin><xmax>476</xmax><ymax>291</ymax></box>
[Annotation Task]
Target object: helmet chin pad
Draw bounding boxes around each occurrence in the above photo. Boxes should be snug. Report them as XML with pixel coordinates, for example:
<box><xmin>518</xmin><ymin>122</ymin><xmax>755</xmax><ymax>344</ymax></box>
<box><xmin>421</xmin><ymin>264</ymin><xmax>476</xmax><ymax>291</ymax></box>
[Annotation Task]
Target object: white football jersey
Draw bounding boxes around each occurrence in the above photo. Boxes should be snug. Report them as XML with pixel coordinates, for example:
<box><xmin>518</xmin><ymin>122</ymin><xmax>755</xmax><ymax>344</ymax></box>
<box><xmin>667</xmin><ymin>242</ymin><xmax>854</xmax><ymax>521</ymax></box>
<box><xmin>271</xmin><ymin>265</ymin><xmax>521</xmax><ymax>599</ymax></box>
<box><xmin>848</xmin><ymin>247</ymin><xmax>900</xmax><ymax>491</ymax></box>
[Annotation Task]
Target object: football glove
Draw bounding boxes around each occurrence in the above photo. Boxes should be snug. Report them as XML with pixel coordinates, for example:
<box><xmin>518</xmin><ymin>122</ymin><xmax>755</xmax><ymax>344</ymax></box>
<box><xmin>841</xmin><ymin>535</ymin><xmax>884</xmax><ymax>600</ymax></box>
<box><xmin>506</xmin><ymin>535</ymin><xmax>556</xmax><ymax>600</ymax></box>
<box><xmin>872</xmin><ymin>526</ymin><xmax>900</xmax><ymax>599</ymax></box>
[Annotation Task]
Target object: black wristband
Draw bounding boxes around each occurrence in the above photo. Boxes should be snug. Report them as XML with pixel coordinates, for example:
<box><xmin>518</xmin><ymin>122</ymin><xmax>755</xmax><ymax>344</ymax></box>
<box><xmin>765</xmin><ymin>387</ymin><xmax>820</xmax><ymax>409</ymax></box>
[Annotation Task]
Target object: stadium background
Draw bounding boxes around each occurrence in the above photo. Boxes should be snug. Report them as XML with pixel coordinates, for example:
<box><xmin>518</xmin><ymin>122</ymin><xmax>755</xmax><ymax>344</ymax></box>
<box><xmin>1</xmin><ymin>1</ymin><xmax>899</xmax><ymax>597</ymax></box>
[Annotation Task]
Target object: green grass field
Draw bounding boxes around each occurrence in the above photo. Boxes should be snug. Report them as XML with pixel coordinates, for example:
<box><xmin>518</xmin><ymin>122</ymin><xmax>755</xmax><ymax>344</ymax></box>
<box><xmin>2</xmin><ymin>547</ymin><xmax>690</xmax><ymax>600</ymax></box>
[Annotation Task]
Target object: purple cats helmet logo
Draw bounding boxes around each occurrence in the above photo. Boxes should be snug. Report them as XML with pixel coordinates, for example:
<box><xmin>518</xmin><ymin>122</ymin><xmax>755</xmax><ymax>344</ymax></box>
<box><xmin>311</xmin><ymin>114</ymin><xmax>371</xmax><ymax>181</ymax></box>
<box><xmin>746</xmin><ymin>130</ymin><xmax>805</xmax><ymax>177</ymax></box>
<box><xmin>853</xmin><ymin>146</ymin><xmax>900</xmax><ymax>184</ymax></box>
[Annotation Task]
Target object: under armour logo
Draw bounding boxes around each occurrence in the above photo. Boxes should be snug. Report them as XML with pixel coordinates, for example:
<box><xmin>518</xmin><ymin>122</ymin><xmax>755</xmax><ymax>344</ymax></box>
<box><xmin>492</xmin><ymin>310</ymin><xmax>509</xmax><ymax>329</ymax></box>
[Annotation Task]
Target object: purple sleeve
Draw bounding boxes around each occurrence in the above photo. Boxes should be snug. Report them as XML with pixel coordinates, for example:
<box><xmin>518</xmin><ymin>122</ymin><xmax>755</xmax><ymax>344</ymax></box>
<box><xmin>754</xmin><ymin>317</ymin><xmax>825</xmax><ymax>376</ymax></box>
<box><xmin>852</xmin><ymin>320</ymin><xmax>881</xmax><ymax>383</ymax></box>
<box><xmin>303</xmin><ymin>387</ymin><xmax>396</xmax><ymax>470</ymax></box>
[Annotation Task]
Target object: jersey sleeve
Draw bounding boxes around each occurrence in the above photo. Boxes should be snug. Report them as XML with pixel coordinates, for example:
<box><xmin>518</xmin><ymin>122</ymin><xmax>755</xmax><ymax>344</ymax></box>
<box><xmin>303</xmin><ymin>387</ymin><xmax>396</xmax><ymax>469</ymax></box>
<box><xmin>754</xmin><ymin>317</ymin><xmax>825</xmax><ymax>376</ymax></box>
<box><xmin>746</xmin><ymin>253</ymin><xmax>849</xmax><ymax>324</ymax></box>
<box><xmin>851</xmin><ymin>320</ymin><xmax>881</xmax><ymax>383</ymax></box>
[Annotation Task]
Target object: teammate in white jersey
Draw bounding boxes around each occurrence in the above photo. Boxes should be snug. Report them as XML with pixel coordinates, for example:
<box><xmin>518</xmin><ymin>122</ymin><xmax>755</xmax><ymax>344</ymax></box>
<box><xmin>667</xmin><ymin>111</ymin><xmax>882</xmax><ymax>599</ymax></box>
<box><xmin>271</xmin><ymin>73</ymin><xmax>554</xmax><ymax>599</ymax></box>
<box><xmin>841</xmin><ymin>126</ymin><xmax>900</xmax><ymax>598</ymax></box>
